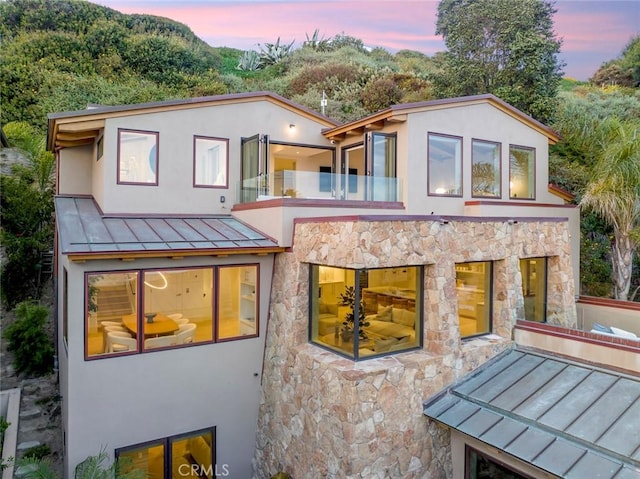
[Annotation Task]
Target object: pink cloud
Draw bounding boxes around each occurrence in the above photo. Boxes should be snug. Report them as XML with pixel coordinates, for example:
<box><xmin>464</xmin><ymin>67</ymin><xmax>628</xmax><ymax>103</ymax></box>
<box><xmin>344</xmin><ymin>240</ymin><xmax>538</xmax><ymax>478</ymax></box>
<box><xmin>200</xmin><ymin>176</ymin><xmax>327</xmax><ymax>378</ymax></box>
<box><xmin>93</xmin><ymin>0</ymin><xmax>638</xmax><ymax>80</ymax></box>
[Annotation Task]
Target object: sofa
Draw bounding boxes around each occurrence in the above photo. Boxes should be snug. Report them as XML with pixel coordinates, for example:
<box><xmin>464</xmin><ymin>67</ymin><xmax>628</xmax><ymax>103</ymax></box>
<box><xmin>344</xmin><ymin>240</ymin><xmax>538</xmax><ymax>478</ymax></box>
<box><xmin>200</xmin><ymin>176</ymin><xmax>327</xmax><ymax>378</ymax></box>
<box><xmin>365</xmin><ymin>306</ymin><xmax>416</xmax><ymax>340</ymax></box>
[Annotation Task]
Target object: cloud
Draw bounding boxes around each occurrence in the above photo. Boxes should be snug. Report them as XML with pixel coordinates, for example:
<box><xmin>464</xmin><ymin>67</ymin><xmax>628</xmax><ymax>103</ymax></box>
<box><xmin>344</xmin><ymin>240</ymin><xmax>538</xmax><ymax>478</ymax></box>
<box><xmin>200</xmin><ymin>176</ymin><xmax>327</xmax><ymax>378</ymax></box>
<box><xmin>93</xmin><ymin>0</ymin><xmax>638</xmax><ymax>80</ymax></box>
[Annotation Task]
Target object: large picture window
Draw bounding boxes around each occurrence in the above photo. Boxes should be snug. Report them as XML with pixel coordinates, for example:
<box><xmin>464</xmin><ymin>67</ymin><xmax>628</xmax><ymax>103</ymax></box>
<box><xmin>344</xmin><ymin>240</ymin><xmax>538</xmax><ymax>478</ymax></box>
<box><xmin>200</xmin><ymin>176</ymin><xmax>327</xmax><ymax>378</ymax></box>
<box><xmin>456</xmin><ymin>262</ymin><xmax>492</xmax><ymax>338</ymax></box>
<box><xmin>85</xmin><ymin>265</ymin><xmax>258</xmax><ymax>359</ymax></box>
<box><xmin>520</xmin><ymin>257</ymin><xmax>547</xmax><ymax>323</ymax></box>
<box><xmin>428</xmin><ymin>133</ymin><xmax>462</xmax><ymax>196</ymax></box>
<box><xmin>118</xmin><ymin>129</ymin><xmax>158</xmax><ymax>185</ymax></box>
<box><xmin>116</xmin><ymin>428</ymin><xmax>215</xmax><ymax>479</ymax></box>
<box><xmin>194</xmin><ymin>136</ymin><xmax>228</xmax><ymax>188</ymax></box>
<box><xmin>509</xmin><ymin>145</ymin><xmax>535</xmax><ymax>199</ymax></box>
<box><xmin>310</xmin><ymin>265</ymin><xmax>422</xmax><ymax>360</ymax></box>
<box><xmin>472</xmin><ymin>139</ymin><xmax>501</xmax><ymax>198</ymax></box>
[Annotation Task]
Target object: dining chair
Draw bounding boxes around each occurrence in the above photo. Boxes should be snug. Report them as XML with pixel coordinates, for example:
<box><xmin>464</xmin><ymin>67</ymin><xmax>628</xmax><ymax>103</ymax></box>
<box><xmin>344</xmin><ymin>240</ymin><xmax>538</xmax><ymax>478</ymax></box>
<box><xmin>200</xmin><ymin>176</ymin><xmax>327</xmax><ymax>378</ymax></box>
<box><xmin>174</xmin><ymin>317</ymin><xmax>190</xmax><ymax>325</ymax></box>
<box><xmin>144</xmin><ymin>335</ymin><xmax>177</xmax><ymax>350</ymax></box>
<box><xmin>167</xmin><ymin>313</ymin><xmax>183</xmax><ymax>321</ymax></box>
<box><xmin>175</xmin><ymin>323</ymin><xmax>197</xmax><ymax>344</ymax></box>
<box><xmin>100</xmin><ymin>320</ymin><xmax>124</xmax><ymax>329</ymax></box>
<box><xmin>106</xmin><ymin>331</ymin><xmax>136</xmax><ymax>353</ymax></box>
<box><xmin>102</xmin><ymin>325</ymin><xmax>128</xmax><ymax>352</ymax></box>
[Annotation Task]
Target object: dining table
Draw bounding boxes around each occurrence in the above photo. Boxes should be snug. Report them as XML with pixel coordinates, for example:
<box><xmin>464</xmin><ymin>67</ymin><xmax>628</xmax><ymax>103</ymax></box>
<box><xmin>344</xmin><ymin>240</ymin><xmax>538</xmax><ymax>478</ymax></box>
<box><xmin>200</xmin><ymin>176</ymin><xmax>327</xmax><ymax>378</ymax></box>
<box><xmin>122</xmin><ymin>313</ymin><xmax>179</xmax><ymax>338</ymax></box>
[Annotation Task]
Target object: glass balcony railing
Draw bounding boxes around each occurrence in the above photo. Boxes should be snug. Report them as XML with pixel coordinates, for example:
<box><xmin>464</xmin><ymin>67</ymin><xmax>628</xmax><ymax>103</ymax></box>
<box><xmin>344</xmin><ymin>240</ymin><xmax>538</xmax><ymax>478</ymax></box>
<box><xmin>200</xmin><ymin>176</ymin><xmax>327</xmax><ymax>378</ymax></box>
<box><xmin>236</xmin><ymin>170</ymin><xmax>402</xmax><ymax>204</ymax></box>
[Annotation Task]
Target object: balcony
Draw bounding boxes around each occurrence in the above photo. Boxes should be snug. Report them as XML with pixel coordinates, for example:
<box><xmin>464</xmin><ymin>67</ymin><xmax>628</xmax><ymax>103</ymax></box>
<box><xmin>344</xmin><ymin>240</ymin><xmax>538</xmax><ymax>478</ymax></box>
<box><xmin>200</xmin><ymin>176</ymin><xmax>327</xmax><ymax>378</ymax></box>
<box><xmin>232</xmin><ymin>170</ymin><xmax>404</xmax><ymax>247</ymax></box>
<box><xmin>236</xmin><ymin>170</ymin><xmax>402</xmax><ymax>204</ymax></box>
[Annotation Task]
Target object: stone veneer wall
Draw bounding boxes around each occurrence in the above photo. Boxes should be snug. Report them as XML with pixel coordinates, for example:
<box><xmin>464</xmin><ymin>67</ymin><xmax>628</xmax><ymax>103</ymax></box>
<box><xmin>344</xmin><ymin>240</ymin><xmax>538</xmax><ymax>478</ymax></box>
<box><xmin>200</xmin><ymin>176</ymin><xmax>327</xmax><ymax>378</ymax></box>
<box><xmin>254</xmin><ymin>218</ymin><xmax>576</xmax><ymax>479</ymax></box>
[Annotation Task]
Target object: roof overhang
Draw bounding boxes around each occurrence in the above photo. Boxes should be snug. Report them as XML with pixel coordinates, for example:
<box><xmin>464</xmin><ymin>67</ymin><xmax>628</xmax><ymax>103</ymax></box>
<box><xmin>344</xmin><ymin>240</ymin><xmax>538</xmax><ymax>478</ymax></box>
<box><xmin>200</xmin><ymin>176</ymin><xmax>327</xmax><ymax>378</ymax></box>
<box><xmin>47</xmin><ymin>91</ymin><xmax>339</xmax><ymax>151</ymax></box>
<box><xmin>424</xmin><ymin>348</ymin><xmax>640</xmax><ymax>478</ymax></box>
<box><xmin>322</xmin><ymin>94</ymin><xmax>561</xmax><ymax>144</ymax></box>
<box><xmin>55</xmin><ymin>196</ymin><xmax>285</xmax><ymax>262</ymax></box>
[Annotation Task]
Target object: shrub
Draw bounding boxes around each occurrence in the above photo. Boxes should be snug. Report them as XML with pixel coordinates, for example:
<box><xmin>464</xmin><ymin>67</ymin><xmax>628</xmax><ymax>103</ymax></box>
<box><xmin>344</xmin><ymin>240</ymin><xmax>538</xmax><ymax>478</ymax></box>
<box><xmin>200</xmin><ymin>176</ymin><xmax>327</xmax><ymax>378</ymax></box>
<box><xmin>361</xmin><ymin>77</ymin><xmax>402</xmax><ymax>112</ymax></box>
<box><xmin>3</xmin><ymin>301</ymin><xmax>54</xmax><ymax>376</ymax></box>
<box><xmin>23</xmin><ymin>444</ymin><xmax>51</xmax><ymax>460</ymax></box>
<box><xmin>288</xmin><ymin>63</ymin><xmax>362</xmax><ymax>96</ymax></box>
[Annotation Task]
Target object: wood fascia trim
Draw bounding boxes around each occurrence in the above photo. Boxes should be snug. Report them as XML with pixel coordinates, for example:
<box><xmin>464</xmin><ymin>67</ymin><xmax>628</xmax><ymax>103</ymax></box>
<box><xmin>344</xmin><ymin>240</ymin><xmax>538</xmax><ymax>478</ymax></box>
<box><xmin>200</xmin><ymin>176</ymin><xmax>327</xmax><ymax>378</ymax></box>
<box><xmin>67</xmin><ymin>247</ymin><xmax>286</xmax><ymax>262</ymax></box>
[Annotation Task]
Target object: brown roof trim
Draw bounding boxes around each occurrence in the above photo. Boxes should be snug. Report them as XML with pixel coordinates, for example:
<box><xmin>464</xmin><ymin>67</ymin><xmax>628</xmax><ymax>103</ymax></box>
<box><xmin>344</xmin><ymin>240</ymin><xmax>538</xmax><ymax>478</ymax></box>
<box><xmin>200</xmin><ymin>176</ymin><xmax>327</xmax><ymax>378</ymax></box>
<box><xmin>516</xmin><ymin>320</ymin><xmax>640</xmax><ymax>355</ymax></box>
<box><xmin>322</xmin><ymin>94</ymin><xmax>560</xmax><ymax>144</ymax></box>
<box><xmin>47</xmin><ymin>91</ymin><xmax>339</xmax><ymax>151</ymax></box>
<box><xmin>577</xmin><ymin>295</ymin><xmax>640</xmax><ymax>312</ymax></box>
<box><xmin>67</xmin><ymin>246</ymin><xmax>285</xmax><ymax>262</ymax></box>
<box><xmin>548</xmin><ymin>183</ymin><xmax>576</xmax><ymax>202</ymax></box>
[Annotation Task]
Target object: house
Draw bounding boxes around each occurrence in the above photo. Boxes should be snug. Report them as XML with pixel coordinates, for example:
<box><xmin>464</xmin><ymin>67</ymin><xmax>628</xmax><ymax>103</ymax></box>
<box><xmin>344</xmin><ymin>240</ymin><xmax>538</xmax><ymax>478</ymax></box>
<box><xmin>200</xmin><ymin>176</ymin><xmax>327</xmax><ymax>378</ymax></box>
<box><xmin>48</xmin><ymin>91</ymin><xmax>583</xmax><ymax>477</ymax></box>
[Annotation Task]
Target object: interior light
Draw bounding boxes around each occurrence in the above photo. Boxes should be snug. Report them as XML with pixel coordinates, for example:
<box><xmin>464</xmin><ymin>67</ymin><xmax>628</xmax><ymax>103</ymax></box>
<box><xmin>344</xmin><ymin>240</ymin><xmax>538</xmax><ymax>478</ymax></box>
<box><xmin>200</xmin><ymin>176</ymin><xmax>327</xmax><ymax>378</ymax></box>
<box><xmin>289</xmin><ymin>123</ymin><xmax>296</xmax><ymax>129</ymax></box>
<box><xmin>144</xmin><ymin>271</ymin><xmax>168</xmax><ymax>290</ymax></box>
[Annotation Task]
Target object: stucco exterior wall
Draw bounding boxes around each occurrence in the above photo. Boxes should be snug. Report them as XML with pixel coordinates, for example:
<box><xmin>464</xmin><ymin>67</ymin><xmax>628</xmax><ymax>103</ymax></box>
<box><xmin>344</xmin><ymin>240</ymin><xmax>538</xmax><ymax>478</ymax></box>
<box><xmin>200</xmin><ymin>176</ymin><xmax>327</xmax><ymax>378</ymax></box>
<box><xmin>97</xmin><ymin>102</ymin><xmax>333</xmax><ymax>216</ymax></box>
<box><xmin>254</xmin><ymin>217</ymin><xmax>576</xmax><ymax>478</ymax></box>
<box><xmin>57</xmin><ymin>254</ymin><xmax>275</xmax><ymax>477</ymax></box>
<box><xmin>57</xmin><ymin>144</ymin><xmax>93</xmax><ymax>196</ymax></box>
<box><xmin>403</xmin><ymin>102</ymin><xmax>556</xmax><ymax>216</ymax></box>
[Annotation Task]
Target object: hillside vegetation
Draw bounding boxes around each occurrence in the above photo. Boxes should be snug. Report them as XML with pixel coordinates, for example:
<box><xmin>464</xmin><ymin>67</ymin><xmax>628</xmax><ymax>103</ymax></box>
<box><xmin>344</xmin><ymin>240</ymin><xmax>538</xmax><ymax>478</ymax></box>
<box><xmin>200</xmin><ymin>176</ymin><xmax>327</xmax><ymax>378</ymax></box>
<box><xmin>1</xmin><ymin>0</ymin><xmax>639</xmax><ymax>302</ymax></box>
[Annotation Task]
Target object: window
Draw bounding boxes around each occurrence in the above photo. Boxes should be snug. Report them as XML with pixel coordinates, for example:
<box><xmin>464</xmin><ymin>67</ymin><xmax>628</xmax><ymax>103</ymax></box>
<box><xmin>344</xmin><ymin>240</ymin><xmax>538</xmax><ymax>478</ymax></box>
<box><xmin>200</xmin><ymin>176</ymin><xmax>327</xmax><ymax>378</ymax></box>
<box><xmin>218</xmin><ymin>266</ymin><xmax>258</xmax><ymax>340</ymax></box>
<box><xmin>520</xmin><ymin>258</ymin><xmax>547</xmax><ymax>322</ymax></box>
<box><xmin>472</xmin><ymin>139</ymin><xmax>501</xmax><ymax>198</ymax></box>
<box><xmin>142</xmin><ymin>269</ymin><xmax>214</xmax><ymax>350</ymax></box>
<box><xmin>509</xmin><ymin>145</ymin><xmax>535</xmax><ymax>199</ymax></box>
<box><xmin>116</xmin><ymin>428</ymin><xmax>216</xmax><ymax>479</ymax></box>
<box><xmin>466</xmin><ymin>446</ymin><xmax>532</xmax><ymax>479</ymax></box>
<box><xmin>96</xmin><ymin>136</ymin><xmax>104</xmax><ymax>161</ymax></box>
<box><xmin>456</xmin><ymin>262</ymin><xmax>492</xmax><ymax>338</ymax></box>
<box><xmin>310</xmin><ymin>265</ymin><xmax>422</xmax><ymax>360</ymax></box>
<box><xmin>118</xmin><ymin>129</ymin><xmax>158</xmax><ymax>185</ymax></box>
<box><xmin>194</xmin><ymin>136</ymin><xmax>228</xmax><ymax>188</ymax></box>
<box><xmin>428</xmin><ymin>133</ymin><xmax>462</xmax><ymax>196</ymax></box>
<box><xmin>85</xmin><ymin>265</ymin><xmax>258</xmax><ymax>359</ymax></box>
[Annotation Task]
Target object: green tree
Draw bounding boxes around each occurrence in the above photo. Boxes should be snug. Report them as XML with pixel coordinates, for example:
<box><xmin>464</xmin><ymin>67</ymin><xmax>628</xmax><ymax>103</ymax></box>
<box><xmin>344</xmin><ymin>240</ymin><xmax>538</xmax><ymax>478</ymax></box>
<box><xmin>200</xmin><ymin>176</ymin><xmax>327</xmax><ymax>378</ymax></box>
<box><xmin>434</xmin><ymin>0</ymin><xmax>564</xmax><ymax>122</ymax></box>
<box><xmin>0</xmin><ymin>123</ymin><xmax>55</xmax><ymax>306</ymax></box>
<box><xmin>554</xmin><ymin>96</ymin><xmax>640</xmax><ymax>301</ymax></box>
<box><xmin>579</xmin><ymin>119</ymin><xmax>640</xmax><ymax>301</ymax></box>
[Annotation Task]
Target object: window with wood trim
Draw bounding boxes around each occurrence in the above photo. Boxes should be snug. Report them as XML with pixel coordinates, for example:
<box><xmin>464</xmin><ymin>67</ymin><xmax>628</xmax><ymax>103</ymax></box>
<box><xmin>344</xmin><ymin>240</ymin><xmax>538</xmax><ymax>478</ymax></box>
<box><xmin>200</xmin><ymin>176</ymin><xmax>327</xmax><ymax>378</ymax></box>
<box><xmin>509</xmin><ymin>145</ymin><xmax>535</xmax><ymax>199</ymax></box>
<box><xmin>194</xmin><ymin>136</ymin><xmax>229</xmax><ymax>188</ymax></box>
<box><xmin>85</xmin><ymin>265</ymin><xmax>259</xmax><ymax>359</ymax></box>
<box><xmin>118</xmin><ymin>129</ymin><xmax>159</xmax><ymax>185</ymax></box>
<box><xmin>472</xmin><ymin>139</ymin><xmax>501</xmax><ymax>198</ymax></box>
<box><xmin>428</xmin><ymin>133</ymin><xmax>462</xmax><ymax>196</ymax></box>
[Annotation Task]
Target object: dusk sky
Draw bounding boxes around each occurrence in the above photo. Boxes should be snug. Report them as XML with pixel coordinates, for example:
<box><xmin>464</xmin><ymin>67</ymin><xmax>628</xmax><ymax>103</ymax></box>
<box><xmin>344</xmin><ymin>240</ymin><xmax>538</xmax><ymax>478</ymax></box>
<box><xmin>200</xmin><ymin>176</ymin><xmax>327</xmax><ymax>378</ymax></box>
<box><xmin>92</xmin><ymin>0</ymin><xmax>639</xmax><ymax>81</ymax></box>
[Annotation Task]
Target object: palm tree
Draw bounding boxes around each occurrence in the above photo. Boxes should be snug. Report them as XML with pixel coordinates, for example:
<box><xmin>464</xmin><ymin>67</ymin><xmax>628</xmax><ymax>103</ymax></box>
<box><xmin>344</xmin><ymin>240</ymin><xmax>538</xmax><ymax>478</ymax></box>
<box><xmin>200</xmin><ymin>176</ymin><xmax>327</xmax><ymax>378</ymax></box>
<box><xmin>579</xmin><ymin>118</ymin><xmax>640</xmax><ymax>300</ymax></box>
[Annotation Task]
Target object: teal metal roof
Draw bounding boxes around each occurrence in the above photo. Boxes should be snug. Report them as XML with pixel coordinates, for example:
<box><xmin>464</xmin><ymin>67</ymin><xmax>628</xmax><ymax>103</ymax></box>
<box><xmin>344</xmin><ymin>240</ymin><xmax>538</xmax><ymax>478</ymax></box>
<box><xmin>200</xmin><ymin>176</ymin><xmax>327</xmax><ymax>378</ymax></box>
<box><xmin>423</xmin><ymin>348</ymin><xmax>640</xmax><ymax>478</ymax></box>
<box><xmin>55</xmin><ymin>196</ymin><xmax>280</xmax><ymax>256</ymax></box>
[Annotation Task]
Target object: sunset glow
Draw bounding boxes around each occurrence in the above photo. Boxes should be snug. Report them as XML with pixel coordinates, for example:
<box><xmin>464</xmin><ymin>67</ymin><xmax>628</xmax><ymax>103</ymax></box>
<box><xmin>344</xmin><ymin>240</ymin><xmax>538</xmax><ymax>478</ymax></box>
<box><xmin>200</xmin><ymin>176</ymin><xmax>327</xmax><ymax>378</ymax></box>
<box><xmin>93</xmin><ymin>0</ymin><xmax>639</xmax><ymax>80</ymax></box>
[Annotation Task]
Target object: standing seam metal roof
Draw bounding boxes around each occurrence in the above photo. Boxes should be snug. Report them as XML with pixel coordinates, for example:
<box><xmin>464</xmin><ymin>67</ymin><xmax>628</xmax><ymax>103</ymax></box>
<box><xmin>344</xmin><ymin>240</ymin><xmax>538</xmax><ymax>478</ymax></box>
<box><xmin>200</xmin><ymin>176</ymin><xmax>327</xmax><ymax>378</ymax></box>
<box><xmin>423</xmin><ymin>348</ymin><xmax>640</xmax><ymax>478</ymax></box>
<box><xmin>55</xmin><ymin>196</ymin><xmax>280</xmax><ymax>255</ymax></box>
